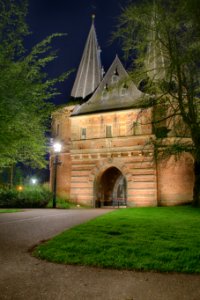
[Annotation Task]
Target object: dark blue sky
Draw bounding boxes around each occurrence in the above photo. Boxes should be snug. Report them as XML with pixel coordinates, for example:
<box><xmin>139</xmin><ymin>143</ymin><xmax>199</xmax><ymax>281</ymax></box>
<box><xmin>26</xmin><ymin>0</ymin><xmax>129</xmax><ymax>105</ymax></box>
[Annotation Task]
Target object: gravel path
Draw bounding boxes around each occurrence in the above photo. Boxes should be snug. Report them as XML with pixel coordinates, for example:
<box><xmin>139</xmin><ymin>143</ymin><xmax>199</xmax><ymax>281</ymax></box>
<box><xmin>0</xmin><ymin>208</ymin><xmax>200</xmax><ymax>300</ymax></box>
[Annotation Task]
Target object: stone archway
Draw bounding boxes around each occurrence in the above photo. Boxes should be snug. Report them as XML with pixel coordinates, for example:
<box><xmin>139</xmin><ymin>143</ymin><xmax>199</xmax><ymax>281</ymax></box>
<box><xmin>95</xmin><ymin>167</ymin><xmax>127</xmax><ymax>207</ymax></box>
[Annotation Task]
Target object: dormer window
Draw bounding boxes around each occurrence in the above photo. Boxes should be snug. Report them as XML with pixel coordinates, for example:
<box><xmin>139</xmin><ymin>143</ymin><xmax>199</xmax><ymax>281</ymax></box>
<box><xmin>121</xmin><ymin>87</ymin><xmax>128</xmax><ymax>96</ymax></box>
<box><xmin>120</xmin><ymin>83</ymin><xmax>128</xmax><ymax>96</ymax></box>
<box><xmin>102</xmin><ymin>84</ymin><xmax>109</xmax><ymax>100</ymax></box>
<box><xmin>114</xmin><ymin>68</ymin><xmax>119</xmax><ymax>76</ymax></box>
<box><xmin>112</xmin><ymin>68</ymin><xmax>119</xmax><ymax>84</ymax></box>
<box><xmin>102</xmin><ymin>91</ymin><xmax>108</xmax><ymax>100</ymax></box>
<box><xmin>112</xmin><ymin>74</ymin><xmax>119</xmax><ymax>84</ymax></box>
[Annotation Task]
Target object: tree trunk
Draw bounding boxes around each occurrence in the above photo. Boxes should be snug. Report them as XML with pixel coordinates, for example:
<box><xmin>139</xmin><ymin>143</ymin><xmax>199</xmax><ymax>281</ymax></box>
<box><xmin>10</xmin><ymin>164</ymin><xmax>14</xmax><ymax>189</ymax></box>
<box><xmin>192</xmin><ymin>159</ymin><xmax>200</xmax><ymax>207</ymax></box>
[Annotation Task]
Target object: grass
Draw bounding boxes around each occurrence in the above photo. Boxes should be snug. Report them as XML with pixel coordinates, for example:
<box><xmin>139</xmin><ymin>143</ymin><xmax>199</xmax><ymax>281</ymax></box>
<box><xmin>33</xmin><ymin>206</ymin><xmax>200</xmax><ymax>273</ymax></box>
<box><xmin>0</xmin><ymin>209</ymin><xmax>22</xmax><ymax>213</ymax></box>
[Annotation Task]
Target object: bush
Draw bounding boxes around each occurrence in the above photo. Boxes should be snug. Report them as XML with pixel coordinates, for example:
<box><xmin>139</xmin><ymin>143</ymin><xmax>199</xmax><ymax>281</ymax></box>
<box><xmin>0</xmin><ymin>186</ymin><xmax>52</xmax><ymax>208</ymax></box>
<box><xmin>47</xmin><ymin>196</ymin><xmax>77</xmax><ymax>209</ymax></box>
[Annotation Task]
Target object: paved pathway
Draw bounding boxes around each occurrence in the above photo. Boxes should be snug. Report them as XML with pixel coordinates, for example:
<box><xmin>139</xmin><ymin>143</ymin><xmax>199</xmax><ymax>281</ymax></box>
<box><xmin>0</xmin><ymin>209</ymin><xmax>200</xmax><ymax>300</ymax></box>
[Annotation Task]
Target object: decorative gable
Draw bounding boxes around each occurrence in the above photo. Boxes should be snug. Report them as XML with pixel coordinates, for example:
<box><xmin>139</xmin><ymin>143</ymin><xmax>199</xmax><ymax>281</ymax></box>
<box><xmin>72</xmin><ymin>55</ymin><xmax>143</xmax><ymax>115</ymax></box>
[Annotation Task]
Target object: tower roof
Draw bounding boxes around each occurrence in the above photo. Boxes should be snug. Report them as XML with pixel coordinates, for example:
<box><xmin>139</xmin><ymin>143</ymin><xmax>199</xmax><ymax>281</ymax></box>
<box><xmin>144</xmin><ymin>18</ymin><xmax>167</xmax><ymax>81</ymax></box>
<box><xmin>72</xmin><ymin>55</ymin><xmax>144</xmax><ymax>116</ymax></box>
<box><xmin>71</xmin><ymin>17</ymin><xmax>102</xmax><ymax>99</ymax></box>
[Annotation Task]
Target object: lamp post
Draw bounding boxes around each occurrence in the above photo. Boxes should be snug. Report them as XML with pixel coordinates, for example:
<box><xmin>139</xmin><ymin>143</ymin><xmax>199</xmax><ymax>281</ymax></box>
<box><xmin>52</xmin><ymin>142</ymin><xmax>62</xmax><ymax>208</ymax></box>
<box><xmin>30</xmin><ymin>178</ymin><xmax>37</xmax><ymax>185</ymax></box>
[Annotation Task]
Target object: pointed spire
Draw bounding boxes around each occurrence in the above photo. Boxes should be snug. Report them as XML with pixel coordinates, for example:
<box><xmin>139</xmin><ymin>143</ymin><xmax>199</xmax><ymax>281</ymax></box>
<box><xmin>71</xmin><ymin>16</ymin><xmax>102</xmax><ymax>99</ymax></box>
<box><xmin>144</xmin><ymin>14</ymin><xmax>167</xmax><ymax>81</ymax></box>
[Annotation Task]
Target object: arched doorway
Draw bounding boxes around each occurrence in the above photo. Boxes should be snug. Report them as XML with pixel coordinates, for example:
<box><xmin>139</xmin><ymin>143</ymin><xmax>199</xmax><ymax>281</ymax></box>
<box><xmin>96</xmin><ymin>167</ymin><xmax>127</xmax><ymax>207</ymax></box>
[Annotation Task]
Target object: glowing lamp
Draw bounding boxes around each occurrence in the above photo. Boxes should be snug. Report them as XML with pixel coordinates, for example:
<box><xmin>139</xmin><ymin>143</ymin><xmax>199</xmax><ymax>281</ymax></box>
<box><xmin>17</xmin><ymin>185</ymin><xmax>23</xmax><ymax>191</ymax></box>
<box><xmin>53</xmin><ymin>142</ymin><xmax>62</xmax><ymax>153</ymax></box>
<box><xmin>31</xmin><ymin>178</ymin><xmax>37</xmax><ymax>185</ymax></box>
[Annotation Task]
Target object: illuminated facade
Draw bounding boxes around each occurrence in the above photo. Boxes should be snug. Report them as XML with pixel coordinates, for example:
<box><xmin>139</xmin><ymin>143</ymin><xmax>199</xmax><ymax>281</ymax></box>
<box><xmin>50</xmin><ymin>19</ymin><xmax>194</xmax><ymax>207</ymax></box>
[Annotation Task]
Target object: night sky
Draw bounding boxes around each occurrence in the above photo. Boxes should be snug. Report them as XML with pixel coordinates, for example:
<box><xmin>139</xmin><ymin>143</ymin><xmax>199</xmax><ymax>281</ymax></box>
<box><xmin>26</xmin><ymin>0</ymin><xmax>129</xmax><ymax>105</ymax></box>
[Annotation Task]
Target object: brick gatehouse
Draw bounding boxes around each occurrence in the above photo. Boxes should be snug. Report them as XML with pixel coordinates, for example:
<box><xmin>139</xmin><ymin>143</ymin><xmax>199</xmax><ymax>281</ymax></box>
<box><xmin>50</xmin><ymin>18</ymin><xmax>194</xmax><ymax>207</ymax></box>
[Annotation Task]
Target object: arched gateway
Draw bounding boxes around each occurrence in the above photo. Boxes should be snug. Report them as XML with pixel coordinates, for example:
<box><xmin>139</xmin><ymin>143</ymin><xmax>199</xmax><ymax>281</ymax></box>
<box><xmin>95</xmin><ymin>167</ymin><xmax>127</xmax><ymax>207</ymax></box>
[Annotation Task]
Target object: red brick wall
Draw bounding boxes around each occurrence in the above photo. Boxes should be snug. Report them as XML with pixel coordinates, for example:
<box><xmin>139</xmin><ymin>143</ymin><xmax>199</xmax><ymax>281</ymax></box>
<box><xmin>51</xmin><ymin>106</ymin><xmax>194</xmax><ymax>207</ymax></box>
<box><xmin>157</xmin><ymin>154</ymin><xmax>194</xmax><ymax>206</ymax></box>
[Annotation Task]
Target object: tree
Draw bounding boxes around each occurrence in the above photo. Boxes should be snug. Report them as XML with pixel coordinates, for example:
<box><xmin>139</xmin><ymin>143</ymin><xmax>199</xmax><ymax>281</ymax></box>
<box><xmin>115</xmin><ymin>0</ymin><xmax>200</xmax><ymax>206</ymax></box>
<box><xmin>0</xmin><ymin>0</ymin><xmax>70</xmax><ymax>170</ymax></box>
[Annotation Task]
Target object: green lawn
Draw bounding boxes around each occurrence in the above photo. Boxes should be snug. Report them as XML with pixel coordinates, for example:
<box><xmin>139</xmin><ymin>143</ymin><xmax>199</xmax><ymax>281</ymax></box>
<box><xmin>0</xmin><ymin>209</ymin><xmax>22</xmax><ymax>213</ymax></box>
<box><xmin>33</xmin><ymin>206</ymin><xmax>200</xmax><ymax>273</ymax></box>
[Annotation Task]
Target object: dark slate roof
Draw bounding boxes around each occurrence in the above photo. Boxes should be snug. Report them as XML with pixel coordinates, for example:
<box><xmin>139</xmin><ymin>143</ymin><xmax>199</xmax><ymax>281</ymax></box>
<box><xmin>71</xmin><ymin>18</ymin><xmax>102</xmax><ymax>99</ymax></box>
<box><xmin>72</xmin><ymin>55</ymin><xmax>144</xmax><ymax>116</ymax></box>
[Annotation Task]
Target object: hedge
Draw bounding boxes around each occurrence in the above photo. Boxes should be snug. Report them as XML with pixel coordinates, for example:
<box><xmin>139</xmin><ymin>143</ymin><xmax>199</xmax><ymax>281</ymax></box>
<box><xmin>0</xmin><ymin>186</ymin><xmax>52</xmax><ymax>208</ymax></box>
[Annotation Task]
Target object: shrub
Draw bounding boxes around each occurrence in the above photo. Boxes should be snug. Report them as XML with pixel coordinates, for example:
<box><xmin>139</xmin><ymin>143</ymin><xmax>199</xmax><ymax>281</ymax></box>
<box><xmin>0</xmin><ymin>189</ymin><xmax>18</xmax><ymax>208</ymax></box>
<box><xmin>0</xmin><ymin>186</ymin><xmax>52</xmax><ymax>208</ymax></box>
<box><xmin>47</xmin><ymin>196</ymin><xmax>77</xmax><ymax>209</ymax></box>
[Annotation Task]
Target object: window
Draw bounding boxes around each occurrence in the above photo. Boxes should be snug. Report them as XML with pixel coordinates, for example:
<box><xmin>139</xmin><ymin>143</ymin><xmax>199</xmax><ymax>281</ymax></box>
<box><xmin>102</xmin><ymin>84</ymin><xmax>109</xmax><ymax>100</ymax></box>
<box><xmin>121</xmin><ymin>83</ymin><xmax>128</xmax><ymax>96</ymax></box>
<box><xmin>81</xmin><ymin>128</ymin><xmax>86</xmax><ymax>139</ymax></box>
<box><xmin>133</xmin><ymin>121</ymin><xmax>141</xmax><ymax>135</ymax></box>
<box><xmin>121</xmin><ymin>87</ymin><xmax>128</xmax><ymax>96</ymax></box>
<box><xmin>112</xmin><ymin>68</ymin><xmax>119</xmax><ymax>84</ymax></box>
<box><xmin>106</xmin><ymin>125</ymin><xmax>112</xmax><ymax>138</ymax></box>
<box><xmin>112</xmin><ymin>75</ymin><xmax>119</xmax><ymax>84</ymax></box>
<box><xmin>102</xmin><ymin>90</ymin><xmax>108</xmax><ymax>100</ymax></box>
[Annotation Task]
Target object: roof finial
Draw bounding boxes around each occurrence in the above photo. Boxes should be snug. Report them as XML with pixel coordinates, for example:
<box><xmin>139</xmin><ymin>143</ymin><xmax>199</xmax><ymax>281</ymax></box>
<box><xmin>92</xmin><ymin>14</ymin><xmax>95</xmax><ymax>24</ymax></box>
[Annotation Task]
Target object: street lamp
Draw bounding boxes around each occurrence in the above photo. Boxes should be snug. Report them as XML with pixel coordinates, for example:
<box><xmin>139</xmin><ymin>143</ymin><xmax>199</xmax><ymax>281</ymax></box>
<box><xmin>30</xmin><ymin>178</ymin><xmax>38</xmax><ymax>185</ymax></box>
<box><xmin>52</xmin><ymin>142</ymin><xmax>62</xmax><ymax>208</ymax></box>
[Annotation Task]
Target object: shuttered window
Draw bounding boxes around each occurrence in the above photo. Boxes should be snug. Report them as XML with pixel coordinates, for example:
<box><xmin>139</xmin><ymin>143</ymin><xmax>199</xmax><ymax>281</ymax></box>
<box><xmin>106</xmin><ymin>125</ymin><xmax>112</xmax><ymax>137</ymax></box>
<box><xmin>81</xmin><ymin>128</ymin><xmax>86</xmax><ymax>139</ymax></box>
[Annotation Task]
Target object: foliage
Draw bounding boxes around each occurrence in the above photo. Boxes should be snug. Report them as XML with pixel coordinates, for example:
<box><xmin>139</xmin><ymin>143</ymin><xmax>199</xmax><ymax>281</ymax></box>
<box><xmin>34</xmin><ymin>207</ymin><xmax>200</xmax><ymax>273</ymax></box>
<box><xmin>0</xmin><ymin>186</ymin><xmax>52</xmax><ymax>208</ymax></box>
<box><xmin>0</xmin><ymin>0</ymin><xmax>29</xmax><ymax>59</ymax></box>
<box><xmin>0</xmin><ymin>0</ymin><xmax>70</xmax><ymax>169</ymax></box>
<box><xmin>114</xmin><ymin>0</ymin><xmax>200</xmax><ymax>205</ymax></box>
<box><xmin>47</xmin><ymin>196</ymin><xmax>77</xmax><ymax>209</ymax></box>
<box><xmin>0</xmin><ymin>209</ymin><xmax>22</xmax><ymax>213</ymax></box>
<box><xmin>0</xmin><ymin>164</ymin><xmax>28</xmax><ymax>188</ymax></box>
